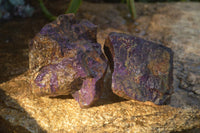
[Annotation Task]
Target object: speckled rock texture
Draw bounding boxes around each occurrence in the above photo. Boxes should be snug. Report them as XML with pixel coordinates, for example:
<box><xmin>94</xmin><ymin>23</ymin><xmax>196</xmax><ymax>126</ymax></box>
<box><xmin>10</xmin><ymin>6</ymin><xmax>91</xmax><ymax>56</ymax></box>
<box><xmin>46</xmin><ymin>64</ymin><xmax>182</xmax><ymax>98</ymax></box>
<box><xmin>29</xmin><ymin>14</ymin><xmax>108</xmax><ymax>108</ymax></box>
<box><xmin>0</xmin><ymin>74</ymin><xmax>199</xmax><ymax>133</ymax></box>
<box><xmin>104</xmin><ymin>32</ymin><xmax>173</xmax><ymax>105</ymax></box>
<box><xmin>0</xmin><ymin>2</ymin><xmax>200</xmax><ymax>133</ymax></box>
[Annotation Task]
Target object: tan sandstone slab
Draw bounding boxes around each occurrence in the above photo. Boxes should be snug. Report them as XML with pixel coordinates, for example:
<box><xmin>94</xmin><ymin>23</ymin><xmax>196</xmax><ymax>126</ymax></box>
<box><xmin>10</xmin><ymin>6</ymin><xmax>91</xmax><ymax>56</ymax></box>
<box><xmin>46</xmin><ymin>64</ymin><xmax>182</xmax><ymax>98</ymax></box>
<box><xmin>0</xmin><ymin>73</ymin><xmax>200</xmax><ymax>132</ymax></box>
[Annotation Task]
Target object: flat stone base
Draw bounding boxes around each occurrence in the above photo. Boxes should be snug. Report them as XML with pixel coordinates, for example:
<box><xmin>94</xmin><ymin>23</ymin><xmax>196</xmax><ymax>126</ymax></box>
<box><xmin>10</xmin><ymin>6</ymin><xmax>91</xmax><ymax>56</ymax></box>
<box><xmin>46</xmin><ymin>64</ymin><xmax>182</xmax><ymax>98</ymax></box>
<box><xmin>0</xmin><ymin>73</ymin><xmax>200</xmax><ymax>132</ymax></box>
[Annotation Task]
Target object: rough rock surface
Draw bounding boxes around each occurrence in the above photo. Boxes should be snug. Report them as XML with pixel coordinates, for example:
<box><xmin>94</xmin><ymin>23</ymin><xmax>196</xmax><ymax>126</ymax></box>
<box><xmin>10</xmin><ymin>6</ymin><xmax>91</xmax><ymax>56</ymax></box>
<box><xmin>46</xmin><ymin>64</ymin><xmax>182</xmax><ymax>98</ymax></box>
<box><xmin>143</xmin><ymin>2</ymin><xmax>200</xmax><ymax>108</ymax></box>
<box><xmin>94</xmin><ymin>2</ymin><xmax>200</xmax><ymax>109</ymax></box>
<box><xmin>29</xmin><ymin>14</ymin><xmax>108</xmax><ymax>108</ymax></box>
<box><xmin>104</xmin><ymin>32</ymin><xmax>173</xmax><ymax>105</ymax></box>
<box><xmin>0</xmin><ymin>2</ymin><xmax>200</xmax><ymax>133</ymax></box>
<box><xmin>0</xmin><ymin>74</ymin><xmax>200</xmax><ymax>133</ymax></box>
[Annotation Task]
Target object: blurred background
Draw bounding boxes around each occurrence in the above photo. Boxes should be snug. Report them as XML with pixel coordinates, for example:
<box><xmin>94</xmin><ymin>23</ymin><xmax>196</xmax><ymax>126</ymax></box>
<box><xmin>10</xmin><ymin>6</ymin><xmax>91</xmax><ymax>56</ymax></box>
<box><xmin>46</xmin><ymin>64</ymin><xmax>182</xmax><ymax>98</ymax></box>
<box><xmin>1</xmin><ymin>0</ymin><xmax>200</xmax><ymax>21</ymax></box>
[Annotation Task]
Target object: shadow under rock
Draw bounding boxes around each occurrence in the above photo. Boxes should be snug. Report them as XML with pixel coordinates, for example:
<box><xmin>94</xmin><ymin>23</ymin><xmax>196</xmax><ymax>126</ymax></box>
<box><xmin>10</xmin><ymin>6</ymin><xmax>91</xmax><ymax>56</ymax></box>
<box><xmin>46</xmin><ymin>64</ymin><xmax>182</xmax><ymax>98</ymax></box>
<box><xmin>0</xmin><ymin>89</ymin><xmax>47</xmax><ymax>133</ymax></box>
<box><xmin>49</xmin><ymin>63</ymin><xmax>127</xmax><ymax>108</ymax></box>
<box><xmin>93</xmin><ymin>93</ymin><xmax>128</xmax><ymax>108</ymax></box>
<box><xmin>49</xmin><ymin>74</ymin><xmax>127</xmax><ymax>108</ymax></box>
<box><xmin>49</xmin><ymin>94</ymin><xmax>74</xmax><ymax>99</ymax></box>
<box><xmin>49</xmin><ymin>90</ymin><xmax>127</xmax><ymax>108</ymax></box>
<box><xmin>93</xmin><ymin>70</ymin><xmax>128</xmax><ymax>108</ymax></box>
<box><xmin>170</xmin><ymin>128</ymin><xmax>200</xmax><ymax>133</ymax></box>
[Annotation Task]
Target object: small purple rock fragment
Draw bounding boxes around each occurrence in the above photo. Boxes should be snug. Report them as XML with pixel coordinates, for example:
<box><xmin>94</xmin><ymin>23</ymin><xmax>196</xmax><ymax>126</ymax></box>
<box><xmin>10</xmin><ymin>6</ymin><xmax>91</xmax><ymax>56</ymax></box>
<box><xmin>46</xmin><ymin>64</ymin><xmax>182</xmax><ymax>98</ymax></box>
<box><xmin>104</xmin><ymin>32</ymin><xmax>173</xmax><ymax>105</ymax></box>
<box><xmin>29</xmin><ymin>14</ymin><xmax>107</xmax><ymax>108</ymax></box>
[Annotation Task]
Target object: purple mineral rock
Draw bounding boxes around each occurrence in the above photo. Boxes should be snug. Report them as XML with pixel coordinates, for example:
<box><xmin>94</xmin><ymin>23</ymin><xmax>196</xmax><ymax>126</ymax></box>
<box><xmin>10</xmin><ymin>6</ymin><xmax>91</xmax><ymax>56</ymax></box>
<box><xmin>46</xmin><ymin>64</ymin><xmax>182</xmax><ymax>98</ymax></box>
<box><xmin>29</xmin><ymin>14</ymin><xmax>108</xmax><ymax>108</ymax></box>
<box><xmin>104</xmin><ymin>32</ymin><xmax>173</xmax><ymax>105</ymax></box>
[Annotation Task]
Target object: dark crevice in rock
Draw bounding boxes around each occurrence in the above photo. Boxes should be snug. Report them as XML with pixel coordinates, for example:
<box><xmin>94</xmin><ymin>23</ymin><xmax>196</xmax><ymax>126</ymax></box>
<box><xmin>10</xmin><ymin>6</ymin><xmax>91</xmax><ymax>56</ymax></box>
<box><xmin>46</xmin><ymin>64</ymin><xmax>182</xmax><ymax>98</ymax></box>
<box><xmin>104</xmin><ymin>46</ymin><xmax>114</xmax><ymax>73</ymax></box>
<box><xmin>93</xmin><ymin>66</ymin><xmax>127</xmax><ymax>107</ymax></box>
<box><xmin>70</xmin><ymin>77</ymin><xmax>83</xmax><ymax>93</ymax></box>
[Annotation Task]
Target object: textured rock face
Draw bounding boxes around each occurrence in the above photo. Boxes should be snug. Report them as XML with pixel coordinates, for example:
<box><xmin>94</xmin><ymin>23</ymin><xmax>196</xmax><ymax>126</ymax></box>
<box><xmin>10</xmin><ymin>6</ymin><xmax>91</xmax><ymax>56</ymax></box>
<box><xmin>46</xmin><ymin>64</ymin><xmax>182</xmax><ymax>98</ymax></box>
<box><xmin>104</xmin><ymin>32</ymin><xmax>173</xmax><ymax>105</ymax></box>
<box><xmin>1</xmin><ymin>2</ymin><xmax>200</xmax><ymax>133</ymax></box>
<box><xmin>29</xmin><ymin>14</ymin><xmax>174</xmax><ymax>107</ymax></box>
<box><xmin>0</xmin><ymin>74</ymin><xmax>200</xmax><ymax>133</ymax></box>
<box><xmin>29</xmin><ymin>14</ymin><xmax>108</xmax><ymax>108</ymax></box>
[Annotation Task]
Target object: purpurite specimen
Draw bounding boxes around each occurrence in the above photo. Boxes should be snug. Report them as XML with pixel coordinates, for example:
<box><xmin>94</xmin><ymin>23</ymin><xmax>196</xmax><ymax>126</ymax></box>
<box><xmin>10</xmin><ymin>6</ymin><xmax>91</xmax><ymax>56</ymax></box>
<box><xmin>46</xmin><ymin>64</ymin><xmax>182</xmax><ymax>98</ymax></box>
<box><xmin>104</xmin><ymin>32</ymin><xmax>173</xmax><ymax>105</ymax></box>
<box><xmin>29</xmin><ymin>14</ymin><xmax>108</xmax><ymax>108</ymax></box>
<box><xmin>29</xmin><ymin>14</ymin><xmax>173</xmax><ymax>107</ymax></box>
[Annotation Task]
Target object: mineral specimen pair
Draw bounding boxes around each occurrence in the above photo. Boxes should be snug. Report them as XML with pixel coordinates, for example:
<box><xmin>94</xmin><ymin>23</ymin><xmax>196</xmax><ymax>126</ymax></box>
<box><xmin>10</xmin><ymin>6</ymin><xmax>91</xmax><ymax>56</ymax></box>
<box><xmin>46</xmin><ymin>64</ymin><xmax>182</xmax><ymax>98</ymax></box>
<box><xmin>29</xmin><ymin>14</ymin><xmax>173</xmax><ymax>108</ymax></box>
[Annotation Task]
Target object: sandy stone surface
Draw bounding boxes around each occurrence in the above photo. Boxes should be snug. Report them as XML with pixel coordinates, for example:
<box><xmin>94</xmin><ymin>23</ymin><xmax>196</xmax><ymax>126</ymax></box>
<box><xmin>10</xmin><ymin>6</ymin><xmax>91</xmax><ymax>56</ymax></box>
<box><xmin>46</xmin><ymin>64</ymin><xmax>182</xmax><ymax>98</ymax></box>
<box><xmin>0</xmin><ymin>2</ymin><xmax>200</xmax><ymax>133</ymax></box>
<box><xmin>0</xmin><ymin>73</ymin><xmax>200</xmax><ymax>132</ymax></box>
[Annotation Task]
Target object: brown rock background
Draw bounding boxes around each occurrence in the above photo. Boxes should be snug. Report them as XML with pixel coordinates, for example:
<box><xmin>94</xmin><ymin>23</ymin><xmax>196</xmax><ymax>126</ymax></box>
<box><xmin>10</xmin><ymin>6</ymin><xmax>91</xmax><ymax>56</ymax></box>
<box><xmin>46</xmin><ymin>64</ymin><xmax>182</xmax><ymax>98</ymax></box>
<box><xmin>0</xmin><ymin>1</ymin><xmax>200</xmax><ymax>133</ymax></box>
